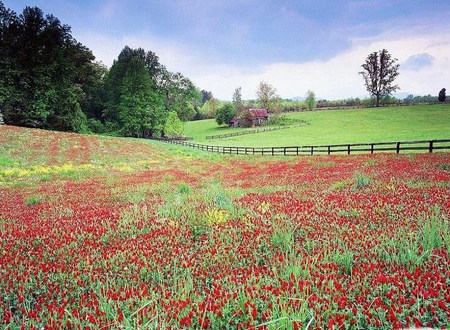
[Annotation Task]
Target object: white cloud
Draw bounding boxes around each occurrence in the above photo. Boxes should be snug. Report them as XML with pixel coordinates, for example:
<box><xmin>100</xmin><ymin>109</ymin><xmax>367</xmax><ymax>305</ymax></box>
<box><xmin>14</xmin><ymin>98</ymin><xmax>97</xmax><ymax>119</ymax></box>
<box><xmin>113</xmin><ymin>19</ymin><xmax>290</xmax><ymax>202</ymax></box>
<box><xmin>80</xmin><ymin>29</ymin><xmax>450</xmax><ymax>101</ymax></box>
<box><xmin>78</xmin><ymin>32</ymin><xmax>196</xmax><ymax>70</ymax></box>
<box><xmin>189</xmin><ymin>32</ymin><xmax>450</xmax><ymax>100</ymax></box>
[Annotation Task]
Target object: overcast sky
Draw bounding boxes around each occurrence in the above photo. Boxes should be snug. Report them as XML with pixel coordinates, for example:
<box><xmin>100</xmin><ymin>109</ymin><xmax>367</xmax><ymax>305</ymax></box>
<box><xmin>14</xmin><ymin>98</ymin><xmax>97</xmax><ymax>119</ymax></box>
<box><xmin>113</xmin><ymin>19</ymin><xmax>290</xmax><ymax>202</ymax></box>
<box><xmin>4</xmin><ymin>0</ymin><xmax>450</xmax><ymax>100</ymax></box>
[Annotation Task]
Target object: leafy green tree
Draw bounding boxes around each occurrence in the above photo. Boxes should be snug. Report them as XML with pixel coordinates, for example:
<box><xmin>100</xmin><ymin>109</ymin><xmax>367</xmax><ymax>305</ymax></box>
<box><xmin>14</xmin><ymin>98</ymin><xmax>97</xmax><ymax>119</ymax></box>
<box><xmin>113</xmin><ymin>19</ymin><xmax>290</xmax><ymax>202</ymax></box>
<box><xmin>164</xmin><ymin>111</ymin><xmax>184</xmax><ymax>138</ymax></box>
<box><xmin>216</xmin><ymin>102</ymin><xmax>236</xmax><ymax>126</ymax></box>
<box><xmin>305</xmin><ymin>90</ymin><xmax>317</xmax><ymax>111</ymax></box>
<box><xmin>117</xmin><ymin>58</ymin><xmax>164</xmax><ymax>137</ymax></box>
<box><xmin>359</xmin><ymin>49</ymin><xmax>400</xmax><ymax>107</ymax></box>
<box><xmin>159</xmin><ymin>70</ymin><xmax>200</xmax><ymax>121</ymax></box>
<box><xmin>201</xmin><ymin>90</ymin><xmax>213</xmax><ymax>105</ymax></box>
<box><xmin>80</xmin><ymin>61</ymin><xmax>108</xmax><ymax>121</ymax></box>
<box><xmin>199</xmin><ymin>98</ymin><xmax>220</xmax><ymax>119</ymax></box>
<box><xmin>104</xmin><ymin>46</ymin><xmax>164</xmax><ymax>123</ymax></box>
<box><xmin>256</xmin><ymin>81</ymin><xmax>279</xmax><ymax>112</ymax></box>
<box><xmin>0</xmin><ymin>3</ymin><xmax>95</xmax><ymax>131</ymax></box>
<box><xmin>103</xmin><ymin>46</ymin><xmax>166</xmax><ymax>136</ymax></box>
<box><xmin>232</xmin><ymin>87</ymin><xmax>242</xmax><ymax>111</ymax></box>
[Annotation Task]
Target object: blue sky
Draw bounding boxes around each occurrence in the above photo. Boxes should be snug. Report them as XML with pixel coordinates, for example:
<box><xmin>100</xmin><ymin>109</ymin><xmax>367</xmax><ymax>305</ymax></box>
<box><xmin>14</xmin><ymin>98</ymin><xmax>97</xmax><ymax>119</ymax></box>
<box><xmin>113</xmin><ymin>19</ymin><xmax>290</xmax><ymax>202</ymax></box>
<box><xmin>4</xmin><ymin>0</ymin><xmax>450</xmax><ymax>100</ymax></box>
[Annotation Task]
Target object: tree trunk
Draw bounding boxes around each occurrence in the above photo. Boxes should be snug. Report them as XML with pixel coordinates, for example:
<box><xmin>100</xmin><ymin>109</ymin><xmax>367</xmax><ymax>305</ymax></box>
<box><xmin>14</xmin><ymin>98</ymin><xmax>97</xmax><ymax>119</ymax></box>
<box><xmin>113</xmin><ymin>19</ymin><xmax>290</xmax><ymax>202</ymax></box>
<box><xmin>376</xmin><ymin>93</ymin><xmax>381</xmax><ymax>107</ymax></box>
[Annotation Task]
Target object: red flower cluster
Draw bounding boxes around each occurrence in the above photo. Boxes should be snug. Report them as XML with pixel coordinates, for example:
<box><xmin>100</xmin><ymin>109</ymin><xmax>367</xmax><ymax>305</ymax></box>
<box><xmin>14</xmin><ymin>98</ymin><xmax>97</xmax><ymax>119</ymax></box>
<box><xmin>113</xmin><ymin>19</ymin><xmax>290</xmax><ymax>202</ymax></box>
<box><xmin>0</xmin><ymin>126</ymin><xmax>449</xmax><ymax>328</ymax></box>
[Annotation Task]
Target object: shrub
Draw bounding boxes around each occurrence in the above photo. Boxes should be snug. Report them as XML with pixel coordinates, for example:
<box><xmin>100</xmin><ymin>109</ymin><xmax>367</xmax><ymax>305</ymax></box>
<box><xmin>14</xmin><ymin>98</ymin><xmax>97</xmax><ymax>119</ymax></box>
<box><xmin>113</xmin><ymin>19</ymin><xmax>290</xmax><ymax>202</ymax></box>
<box><xmin>164</xmin><ymin>111</ymin><xmax>184</xmax><ymax>138</ymax></box>
<box><xmin>305</xmin><ymin>90</ymin><xmax>317</xmax><ymax>111</ymax></box>
<box><xmin>215</xmin><ymin>102</ymin><xmax>236</xmax><ymax>126</ymax></box>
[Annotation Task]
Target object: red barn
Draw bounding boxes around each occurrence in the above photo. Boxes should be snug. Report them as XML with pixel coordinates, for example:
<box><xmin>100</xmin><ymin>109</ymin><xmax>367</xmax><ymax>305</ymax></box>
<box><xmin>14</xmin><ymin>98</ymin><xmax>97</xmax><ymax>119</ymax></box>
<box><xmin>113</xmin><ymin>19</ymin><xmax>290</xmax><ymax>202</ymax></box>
<box><xmin>229</xmin><ymin>108</ymin><xmax>269</xmax><ymax>127</ymax></box>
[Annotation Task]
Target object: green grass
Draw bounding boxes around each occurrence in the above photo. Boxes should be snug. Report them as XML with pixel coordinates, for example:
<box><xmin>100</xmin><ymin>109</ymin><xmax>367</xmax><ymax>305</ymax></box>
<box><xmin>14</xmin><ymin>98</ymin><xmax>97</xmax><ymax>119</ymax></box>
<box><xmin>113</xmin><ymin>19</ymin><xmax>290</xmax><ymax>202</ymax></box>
<box><xmin>183</xmin><ymin>119</ymin><xmax>266</xmax><ymax>141</ymax></box>
<box><xmin>184</xmin><ymin>104</ymin><xmax>450</xmax><ymax>147</ymax></box>
<box><xmin>0</xmin><ymin>155</ymin><xmax>16</xmax><ymax>167</ymax></box>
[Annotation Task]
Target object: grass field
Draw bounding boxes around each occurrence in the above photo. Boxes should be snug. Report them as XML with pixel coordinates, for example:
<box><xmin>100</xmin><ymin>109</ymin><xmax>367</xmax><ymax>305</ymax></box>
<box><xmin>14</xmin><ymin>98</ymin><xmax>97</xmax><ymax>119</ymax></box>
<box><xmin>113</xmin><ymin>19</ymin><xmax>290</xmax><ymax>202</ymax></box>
<box><xmin>0</xmin><ymin>125</ymin><xmax>449</xmax><ymax>329</ymax></box>
<box><xmin>185</xmin><ymin>104</ymin><xmax>450</xmax><ymax>147</ymax></box>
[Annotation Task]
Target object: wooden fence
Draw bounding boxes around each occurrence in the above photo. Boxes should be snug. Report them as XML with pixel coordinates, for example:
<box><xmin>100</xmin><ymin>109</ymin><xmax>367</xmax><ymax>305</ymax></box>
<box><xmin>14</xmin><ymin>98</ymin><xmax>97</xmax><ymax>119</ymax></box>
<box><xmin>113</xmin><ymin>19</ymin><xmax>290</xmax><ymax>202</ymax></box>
<box><xmin>151</xmin><ymin>138</ymin><xmax>450</xmax><ymax>156</ymax></box>
<box><xmin>284</xmin><ymin>100</ymin><xmax>450</xmax><ymax>112</ymax></box>
<box><xmin>205</xmin><ymin>124</ymin><xmax>303</xmax><ymax>140</ymax></box>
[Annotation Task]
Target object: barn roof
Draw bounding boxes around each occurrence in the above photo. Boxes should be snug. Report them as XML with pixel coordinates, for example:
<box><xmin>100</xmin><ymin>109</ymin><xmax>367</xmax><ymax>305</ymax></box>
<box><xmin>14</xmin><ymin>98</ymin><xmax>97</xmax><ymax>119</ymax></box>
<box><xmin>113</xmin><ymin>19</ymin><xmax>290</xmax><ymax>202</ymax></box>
<box><xmin>248</xmin><ymin>108</ymin><xmax>268</xmax><ymax>117</ymax></box>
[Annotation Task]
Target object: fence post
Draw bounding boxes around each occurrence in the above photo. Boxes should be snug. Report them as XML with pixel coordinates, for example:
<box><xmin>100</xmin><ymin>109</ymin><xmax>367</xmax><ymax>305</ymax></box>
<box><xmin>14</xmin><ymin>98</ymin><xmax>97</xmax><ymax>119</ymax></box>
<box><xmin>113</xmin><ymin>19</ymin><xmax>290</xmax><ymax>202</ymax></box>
<box><xmin>272</xmin><ymin>147</ymin><xmax>274</xmax><ymax>156</ymax></box>
<box><xmin>327</xmin><ymin>146</ymin><xmax>331</xmax><ymax>155</ymax></box>
<box><xmin>347</xmin><ymin>145</ymin><xmax>351</xmax><ymax>155</ymax></box>
<box><xmin>310</xmin><ymin>146</ymin><xmax>314</xmax><ymax>155</ymax></box>
<box><xmin>370</xmin><ymin>144</ymin><xmax>374</xmax><ymax>154</ymax></box>
<box><xmin>429</xmin><ymin>141</ymin><xmax>433</xmax><ymax>153</ymax></box>
<box><xmin>396</xmin><ymin>142</ymin><xmax>401</xmax><ymax>154</ymax></box>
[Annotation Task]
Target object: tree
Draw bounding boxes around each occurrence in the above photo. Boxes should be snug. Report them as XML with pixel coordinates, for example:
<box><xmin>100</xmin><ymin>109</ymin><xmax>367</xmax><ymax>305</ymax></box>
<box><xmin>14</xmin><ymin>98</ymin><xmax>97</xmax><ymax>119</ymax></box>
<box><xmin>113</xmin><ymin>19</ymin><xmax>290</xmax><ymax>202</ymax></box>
<box><xmin>103</xmin><ymin>46</ymin><xmax>166</xmax><ymax>136</ymax></box>
<box><xmin>164</xmin><ymin>111</ymin><xmax>183</xmax><ymax>138</ymax></box>
<box><xmin>438</xmin><ymin>88</ymin><xmax>446</xmax><ymax>102</ymax></box>
<box><xmin>104</xmin><ymin>46</ymin><xmax>161</xmax><ymax>124</ymax></box>
<box><xmin>0</xmin><ymin>3</ymin><xmax>95</xmax><ymax>131</ymax></box>
<box><xmin>359</xmin><ymin>49</ymin><xmax>400</xmax><ymax>107</ymax></box>
<box><xmin>199</xmin><ymin>98</ymin><xmax>219</xmax><ymax>119</ymax></box>
<box><xmin>232</xmin><ymin>87</ymin><xmax>242</xmax><ymax>111</ymax></box>
<box><xmin>404</xmin><ymin>94</ymin><xmax>414</xmax><ymax>105</ymax></box>
<box><xmin>305</xmin><ymin>90</ymin><xmax>317</xmax><ymax>111</ymax></box>
<box><xmin>216</xmin><ymin>102</ymin><xmax>236</xmax><ymax>126</ymax></box>
<box><xmin>160</xmin><ymin>70</ymin><xmax>200</xmax><ymax>121</ymax></box>
<box><xmin>201</xmin><ymin>90</ymin><xmax>213</xmax><ymax>104</ymax></box>
<box><xmin>117</xmin><ymin>58</ymin><xmax>164</xmax><ymax>137</ymax></box>
<box><xmin>256</xmin><ymin>81</ymin><xmax>279</xmax><ymax>112</ymax></box>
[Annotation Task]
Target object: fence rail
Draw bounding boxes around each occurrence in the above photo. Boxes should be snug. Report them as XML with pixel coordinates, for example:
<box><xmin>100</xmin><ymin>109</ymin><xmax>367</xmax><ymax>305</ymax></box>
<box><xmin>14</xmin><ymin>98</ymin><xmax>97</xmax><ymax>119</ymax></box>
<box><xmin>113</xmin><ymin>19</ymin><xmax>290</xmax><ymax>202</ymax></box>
<box><xmin>150</xmin><ymin>138</ymin><xmax>450</xmax><ymax>156</ymax></box>
<box><xmin>205</xmin><ymin>124</ymin><xmax>304</xmax><ymax>140</ymax></box>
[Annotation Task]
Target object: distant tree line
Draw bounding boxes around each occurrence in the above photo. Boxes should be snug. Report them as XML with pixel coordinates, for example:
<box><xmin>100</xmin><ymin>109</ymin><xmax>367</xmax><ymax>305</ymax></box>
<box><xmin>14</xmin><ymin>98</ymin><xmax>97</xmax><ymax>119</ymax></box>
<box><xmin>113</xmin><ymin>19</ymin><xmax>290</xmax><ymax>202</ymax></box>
<box><xmin>0</xmin><ymin>2</ymin><xmax>205</xmax><ymax>137</ymax></box>
<box><xmin>211</xmin><ymin>91</ymin><xmax>447</xmax><ymax>127</ymax></box>
<box><xmin>2</xmin><ymin>6</ymin><xmax>444</xmax><ymax>137</ymax></box>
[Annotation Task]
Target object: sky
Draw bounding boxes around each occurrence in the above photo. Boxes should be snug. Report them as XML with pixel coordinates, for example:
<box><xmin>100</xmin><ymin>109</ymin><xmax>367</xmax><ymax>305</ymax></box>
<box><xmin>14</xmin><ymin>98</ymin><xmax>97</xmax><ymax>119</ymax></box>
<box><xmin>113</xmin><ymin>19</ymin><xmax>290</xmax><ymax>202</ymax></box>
<box><xmin>4</xmin><ymin>0</ymin><xmax>450</xmax><ymax>101</ymax></box>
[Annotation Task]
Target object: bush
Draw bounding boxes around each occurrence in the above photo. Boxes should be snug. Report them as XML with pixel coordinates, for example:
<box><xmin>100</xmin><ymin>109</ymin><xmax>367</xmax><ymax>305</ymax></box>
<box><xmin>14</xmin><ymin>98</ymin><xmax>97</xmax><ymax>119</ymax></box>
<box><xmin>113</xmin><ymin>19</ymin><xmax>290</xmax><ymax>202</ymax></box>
<box><xmin>164</xmin><ymin>111</ymin><xmax>184</xmax><ymax>138</ymax></box>
<box><xmin>87</xmin><ymin>118</ymin><xmax>108</xmax><ymax>134</ymax></box>
<box><xmin>216</xmin><ymin>102</ymin><xmax>236</xmax><ymax>126</ymax></box>
<box><xmin>305</xmin><ymin>90</ymin><xmax>317</xmax><ymax>111</ymax></box>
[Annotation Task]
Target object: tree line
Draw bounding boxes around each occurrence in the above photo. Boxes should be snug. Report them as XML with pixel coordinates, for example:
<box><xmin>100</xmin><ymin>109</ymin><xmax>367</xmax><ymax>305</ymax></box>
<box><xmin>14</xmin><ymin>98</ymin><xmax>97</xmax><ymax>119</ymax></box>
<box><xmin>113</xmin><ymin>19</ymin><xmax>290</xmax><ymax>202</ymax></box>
<box><xmin>0</xmin><ymin>2</ymin><xmax>205</xmax><ymax>137</ymax></box>
<box><xmin>1</xmin><ymin>3</ymin><xmax>445</xmax><ymax>135</ymax></box>
<box><xmin>209</xmin><ymin>48</ymin><xmax>445</xmax><ymax>127</ymax></box>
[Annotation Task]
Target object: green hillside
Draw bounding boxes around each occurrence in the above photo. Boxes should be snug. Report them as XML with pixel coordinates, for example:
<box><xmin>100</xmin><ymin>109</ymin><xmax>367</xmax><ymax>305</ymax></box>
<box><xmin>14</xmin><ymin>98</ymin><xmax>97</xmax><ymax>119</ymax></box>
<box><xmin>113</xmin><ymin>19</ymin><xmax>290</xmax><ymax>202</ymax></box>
<box><xmin>185</xmin><ymin>104</ymin><xmax>450</xmax><ymax>147</ymax></box>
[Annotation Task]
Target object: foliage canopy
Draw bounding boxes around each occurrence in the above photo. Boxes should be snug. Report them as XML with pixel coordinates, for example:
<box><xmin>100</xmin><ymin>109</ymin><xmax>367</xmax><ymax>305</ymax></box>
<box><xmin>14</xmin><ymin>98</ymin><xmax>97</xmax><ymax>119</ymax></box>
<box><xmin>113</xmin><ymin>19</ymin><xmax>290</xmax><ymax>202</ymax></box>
<box><xmin>0</xmin><ymin>2</ymin><xmax>98</xmax><ymax>131</ymax></box>
<box><xmin>216</xmin><ymin>102</ymin><xmax>236</xmax><ymax>126</ymax></box>
<box><xmin>0</xmin><ymin>2</ymin><xmax>201</xmax><ymax>137</ymax></box>
<box><xmin>256</xmin><ymin>81</ymin><xmax>279</xmax><ymax>112</ymax></box>
<box><xmin>359</xmin><ymin>49</ymin><xmax>400</xmax><ymax>107</ymax></box>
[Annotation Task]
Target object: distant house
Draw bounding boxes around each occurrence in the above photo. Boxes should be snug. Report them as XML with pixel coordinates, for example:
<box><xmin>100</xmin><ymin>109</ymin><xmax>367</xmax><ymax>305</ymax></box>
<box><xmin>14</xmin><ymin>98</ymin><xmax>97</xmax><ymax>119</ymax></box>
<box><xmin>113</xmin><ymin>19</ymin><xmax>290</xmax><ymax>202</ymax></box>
<box><xmin>229</xmin><ymin>108</ymin><xmax>269</xmax><ymax>127</ymax></box>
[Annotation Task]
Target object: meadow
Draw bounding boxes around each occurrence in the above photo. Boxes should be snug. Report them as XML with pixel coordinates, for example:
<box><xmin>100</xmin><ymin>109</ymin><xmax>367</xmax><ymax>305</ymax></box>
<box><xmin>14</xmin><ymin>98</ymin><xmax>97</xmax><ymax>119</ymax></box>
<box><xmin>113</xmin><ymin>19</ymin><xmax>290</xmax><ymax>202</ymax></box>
<box><xmin>0</xmin><ymin>124</ymin><xmax>449</xmax><ymax>329</ymax></box>
<box><xmin>185</xmin><ymin>104</ymin><xmax>450</xmax><ymax>146</ymax></box>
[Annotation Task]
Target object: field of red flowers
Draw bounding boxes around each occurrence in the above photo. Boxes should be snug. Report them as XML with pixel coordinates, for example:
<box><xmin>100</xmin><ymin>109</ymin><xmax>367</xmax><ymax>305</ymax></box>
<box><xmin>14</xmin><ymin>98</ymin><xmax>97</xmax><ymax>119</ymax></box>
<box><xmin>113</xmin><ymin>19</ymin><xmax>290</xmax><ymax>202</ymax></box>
<box><xmin>0</xmin><ymin>125</ymin><xmax>449</xmax><ymax>329</ymax></box>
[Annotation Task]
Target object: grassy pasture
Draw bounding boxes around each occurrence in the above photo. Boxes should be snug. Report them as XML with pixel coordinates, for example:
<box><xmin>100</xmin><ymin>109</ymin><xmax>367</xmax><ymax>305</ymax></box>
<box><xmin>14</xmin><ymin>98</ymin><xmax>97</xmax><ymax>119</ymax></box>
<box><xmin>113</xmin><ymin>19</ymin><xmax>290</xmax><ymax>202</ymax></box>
<box><xmin>185</xmin><ymin>104</ymin><xmax>450</xmax><ymax>146</ymax></box>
